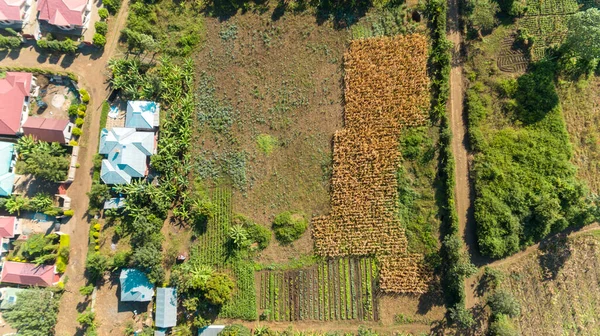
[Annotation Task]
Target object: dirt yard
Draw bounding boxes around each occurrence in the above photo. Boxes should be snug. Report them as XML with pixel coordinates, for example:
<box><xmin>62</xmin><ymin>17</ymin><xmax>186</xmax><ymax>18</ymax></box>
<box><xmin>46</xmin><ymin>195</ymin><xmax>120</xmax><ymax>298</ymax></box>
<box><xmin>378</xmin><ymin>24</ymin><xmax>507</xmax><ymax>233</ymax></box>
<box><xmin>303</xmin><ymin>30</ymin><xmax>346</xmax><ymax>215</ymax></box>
<box><xmin>31</xmin><ymin>75</ymin><xmax>77</xmax><ymax>119</ymax></box>
<box><xmin>193</xmin><ymin>9</ymin><xmax>348</xmax><ymax>264</ymax></box>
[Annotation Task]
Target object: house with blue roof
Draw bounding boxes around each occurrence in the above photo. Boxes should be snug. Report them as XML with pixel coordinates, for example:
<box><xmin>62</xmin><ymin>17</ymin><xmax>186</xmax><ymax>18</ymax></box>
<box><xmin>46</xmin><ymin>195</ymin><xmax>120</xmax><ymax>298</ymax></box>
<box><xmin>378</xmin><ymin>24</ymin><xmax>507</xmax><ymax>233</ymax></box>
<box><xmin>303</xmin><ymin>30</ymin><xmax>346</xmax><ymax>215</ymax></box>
<box><xmin>98</xmin><ymin>128</ymin><xmax>155</xmax><ymax>185</ymax></box>
<box><xmin>119</xmin><ymin>268</ymin><xmax>154</xmax><ymax>302</ymax></box>
<box><xmin>126</xmin><ymin>101</ymin><xmax>160</xmax><ymax>130</ymax></box>
<box><xmin>0</xmin><ymin>142</ymin><xmax>16</xmax><ymax>196</ymax></box>
<box><xmin>155</xmin><ymin>287</ymin><xmax>177</xmax><ymax>331</ymax></box>
<box><xmin>198</xmin><ymin>325</ymin><xmax>225</xmax><ymax>336</ymax></box>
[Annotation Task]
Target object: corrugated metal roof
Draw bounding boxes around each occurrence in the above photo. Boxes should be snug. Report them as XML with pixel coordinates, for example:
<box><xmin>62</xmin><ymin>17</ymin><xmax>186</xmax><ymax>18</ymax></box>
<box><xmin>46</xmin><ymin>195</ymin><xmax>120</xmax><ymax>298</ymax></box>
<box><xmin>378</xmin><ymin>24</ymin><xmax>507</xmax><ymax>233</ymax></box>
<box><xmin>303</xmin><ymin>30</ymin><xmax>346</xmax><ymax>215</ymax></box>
<box><xmin>22</xmin><ymin>118</ymin><xmax>71</xmax><ymax>144</ymax></box>
<box><xmin>126</xmin><ymin>101</ymin><xmax>160</xmax><ymax>130</ymax></box>
<box><xmin>155</xmin><ymin>287</ymin><xmax>177</xmax><ymax>328</ymax></box>
<box><xmin>198</xmin><ymin>325</ymin><xmax>225</xmax><ymax>336</ymax></box>
<box><xmin>0</xmin><ymin>142</ymin><xmax>15</xmax><ymax>196</ymax></box>
<box><xmin>99</xmin><ymin>128</ymin><xmax>155</xmax><ymax>185</ymax></box>
<box><xmin>119</xmin><ymin>269</ymin><xmax>154</xmax><ymax>302</ymax></box>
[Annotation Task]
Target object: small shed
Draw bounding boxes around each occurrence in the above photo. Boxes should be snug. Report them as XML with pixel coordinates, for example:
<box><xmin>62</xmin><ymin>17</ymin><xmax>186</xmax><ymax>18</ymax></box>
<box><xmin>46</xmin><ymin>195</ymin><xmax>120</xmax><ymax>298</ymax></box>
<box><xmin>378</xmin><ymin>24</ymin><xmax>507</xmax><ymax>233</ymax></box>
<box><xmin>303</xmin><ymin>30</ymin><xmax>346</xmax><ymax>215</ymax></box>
<box><xmin>198</xmin><ymin>325</ymin><xmax>226</xmax><ymax>336</ymax></box>
<box><xmin>103</xmin><ymin>197</ymin><xmax>126</xmax><ymax>210</ymax></box>
<box><xmin>119</xmin><ymin>269</ymin><xmax>154</xmax><ymax>302</ymax></box>
<box><xmin>155</xmin><ymin>287</ymin><xmax>177</xmax><ymax>328</ymax></box>
<box><xmin>0</xmin><ymin>288</ymin><xmax>26</xmax><ymax>309</ymax></box>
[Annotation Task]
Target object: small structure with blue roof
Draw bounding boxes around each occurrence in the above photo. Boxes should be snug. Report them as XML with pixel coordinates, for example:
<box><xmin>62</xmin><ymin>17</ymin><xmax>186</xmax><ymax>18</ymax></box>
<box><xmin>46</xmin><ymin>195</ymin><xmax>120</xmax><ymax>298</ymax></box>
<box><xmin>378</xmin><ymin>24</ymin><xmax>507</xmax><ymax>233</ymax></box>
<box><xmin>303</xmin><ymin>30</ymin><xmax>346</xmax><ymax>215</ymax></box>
<box><xmin>198</xmin><ymin>325</ymin><xmax>225</xmax><ymax>336</ymax></box>
<box><xmin>155</xmin><ymin>287</ymin><xmax>177</xmax><ymax>330</ymax></box>
<box><xmin>119</xmin><ymin>268</ymin><xmax>155</xmax><ymax>302</ymax></box>
<box><xmin>98</xmin><ymin>128</ymin><xmax>155</xmax><ymax>185</ymax></box>
<box><xmin>126</xmin><ymin>101</ymin><xmax>160</xmax><ymax>130</ymax></box>
<box><xmin>0</xmin><ymin>142</ymin><xmax>16</xmax><ymax>196</ymax></box>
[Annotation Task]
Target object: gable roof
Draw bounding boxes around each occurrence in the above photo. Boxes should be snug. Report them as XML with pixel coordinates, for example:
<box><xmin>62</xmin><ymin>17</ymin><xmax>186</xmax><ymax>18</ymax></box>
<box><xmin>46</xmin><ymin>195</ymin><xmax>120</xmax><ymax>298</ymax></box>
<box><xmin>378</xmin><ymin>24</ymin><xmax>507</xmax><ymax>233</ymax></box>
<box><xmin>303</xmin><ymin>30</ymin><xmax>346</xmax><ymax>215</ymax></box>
<box><xmin>0</xmin><ymin>0</ymin><xmax>25</xmax><ymax>21</ymax></box>
<box><xmin>37</xmin><ymin>0</ymin><xmax>87</xmax><ymax>26</ymax></box>
<box><xmin>126</xmin><ymin>101</ymin><xmax>160</xmax><ymax>129</ymax></box>
<box><xmin>120</xmin><ymin>268</ymin><xmax>154</xmax><ymax>302</ymax></box>
<box><xmin>22</xmin><ymin>118</ymin><xmax>71</xmax><ymax>144</ymax></box>
<box><xmin>0</xmin><ymin>72</ymin><xmax>31</xmax><ymax>135</ymax></box>
<box><xmin>1</xmin><ymin>261</ymin><xmax>55</xmax><ymax>287</ymax></box>
<box><xmin>155</xmin><ymin>287</ymin><xmax>177</xmax><ymax>328</ymax></box>
<box><xmin>99</xmin><ymin>128</ymin><xmax>154</xmax><ymax>185</ymax></box>
<box><xmin>0</xmin><ymin>142</ymin><xmax>15</xmax><ymax>197</ymax></box>
<box><xmin>198</xmin><ymin>325</ymin><xmax>226</xmax><ymax>336</ymax></box>
<box><xmin>0</xmin><ymin>217</ymin><xmax>17</xmax><ymax>238</ymax></box>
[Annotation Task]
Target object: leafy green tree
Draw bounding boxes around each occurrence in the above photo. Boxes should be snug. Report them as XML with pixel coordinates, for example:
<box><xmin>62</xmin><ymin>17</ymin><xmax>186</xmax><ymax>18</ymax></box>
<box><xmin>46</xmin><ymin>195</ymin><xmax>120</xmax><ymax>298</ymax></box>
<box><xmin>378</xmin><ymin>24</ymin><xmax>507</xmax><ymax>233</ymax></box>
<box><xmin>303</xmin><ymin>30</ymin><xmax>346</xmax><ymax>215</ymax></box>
<box><xmin>93</xmin><ymin>33</ymin><xmax>106</xmax><ymax>47</ymax></box>
<box><xmin>203</xmin><ymin>272</ymin><xmax>235</xmax><ymax>306</ymax></box>
<box><xmin>87</xmin><ymin>183</ymin><xmax>111</xmax><ymax>210</ymax></box>
<box><xmin>3</xmin><ymin>289</ymin><xmax>58</xmax><ymax>336</ymax></box>
<box><xmin>86</xmin><ymin>253</ymin><xmax>108</xmax><ymax>282</ymax></box>
<box><xmin>79</xmin><ymin>284</ymin><xmax>95</xmax><ymax>296</ymax></box>
<box><xmin>15</xmin><ymin>135</ymin><xmax>36</xmax><ymax>158</ymax></box>
<box><xmin>448</xmin><ymin>305</ymin><xmax>475</xmax><ymax>329</ymax></box>
<box><xmin>488</xmin><ymin>290</ymin><xmax>521</xmax><ymax>317</ymax></box>
<box><xmin>5</xmin><ymin>195</ymin><xmax>29</xmax><ymax>215</ymax></box>
<box><xmin>22</xmin><ymin>152</ymin><xmax>69</xmax><ymax>182</ymax></box>
<box><xmin>467</xmin><ymin>0</ymin><xmax>499</xmax><ymax>35</ymax></box>
<box><xmin>29</xmin><ymin>194</ymin><xmax>53</xmax><ymax>212</ymax></box>
<box><xmin>272</xmin><ymin>211</ymin><xmax>307</xmax><ymax>244</ymax></box>
<box><xmin>77</xmin><ymin>309</ymin><xmax>96</xmax><ymax>329</ymax></box>
<box><xmin>563</xmin><ymin>8</ymin><xmax>600</xmax><ymax>68</ymax></box>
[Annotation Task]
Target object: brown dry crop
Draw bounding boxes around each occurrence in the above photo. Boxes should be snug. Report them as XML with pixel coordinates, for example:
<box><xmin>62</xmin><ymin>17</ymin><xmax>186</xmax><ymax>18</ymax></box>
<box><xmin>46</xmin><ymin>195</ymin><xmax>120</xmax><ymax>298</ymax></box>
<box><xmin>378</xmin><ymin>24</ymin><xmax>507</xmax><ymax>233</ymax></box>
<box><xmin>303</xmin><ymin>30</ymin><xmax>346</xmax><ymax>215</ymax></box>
<box><xmin>312</xmin><ymin>34</ymin><xmax>431</xmax><ymax>293</ymax></box>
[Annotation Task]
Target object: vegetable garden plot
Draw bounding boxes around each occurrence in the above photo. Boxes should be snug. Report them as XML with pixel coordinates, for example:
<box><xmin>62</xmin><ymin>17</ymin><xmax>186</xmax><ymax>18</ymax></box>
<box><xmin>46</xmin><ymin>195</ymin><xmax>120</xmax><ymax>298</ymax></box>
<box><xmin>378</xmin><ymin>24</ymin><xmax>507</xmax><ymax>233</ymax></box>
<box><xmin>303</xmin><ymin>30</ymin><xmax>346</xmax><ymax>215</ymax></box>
<box><xmin>311</xmin><ymin>35</ymin><xmax>432</xmax><ymax>293</ymax></box>
<box><xmin>258</xmin><ymin>258</ymin><xmax>378</xmax><ymax>321</ymax></box>
<box><xmin>517</xmin><ymin>15</ymin><xmax>571</xmax><ymax>60</ymax></box>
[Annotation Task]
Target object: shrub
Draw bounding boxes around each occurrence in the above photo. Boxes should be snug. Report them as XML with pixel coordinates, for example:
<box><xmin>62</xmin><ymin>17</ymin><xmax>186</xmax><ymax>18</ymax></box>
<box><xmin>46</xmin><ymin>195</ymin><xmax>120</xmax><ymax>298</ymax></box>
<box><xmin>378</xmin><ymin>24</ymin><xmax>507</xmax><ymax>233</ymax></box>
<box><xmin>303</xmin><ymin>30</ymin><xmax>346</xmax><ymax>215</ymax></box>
<box><xmin>72</xmin><ymin>127</ymin><xmax>82</xmax><ymax>136</ymax></box>
<box><xmin>79</xmin><ymin>284</ymin><xmax>94</xmax><ymax>296</ymax></box>
<box><xmin>85</xmin><ymin>253</ymin><xmax>107</xmax><ymax>282</ymax></box>
<box><xmin>203</xmin><ymin>272</ymin><xmax>235</xmax><ymax>305</ymax></box>
<box><xmin>489</xmin><ymin>314</ymin><xmax>518</xmax><ymax>336</ymax></box>
<box><xmin>92</xmin><ymin>232</ymin><xmax>100</xmax><ymax>239</ymax></box>
<box><xmin>95</xmin><ymin>22</ymin><xmax>108</xmax><ymax>36</ymax></box>
<box><xmin>77</xmin><ymin>110</ymin><xmax>86</xmax><ymax>118</ymax></box>
<box><xmin>36</xmin><ymin>38</ymin><xmax>78</xmax><ymax>54</ymax></box>
<box><xmin>79</xmin><ymin>104</ymin><xmax>87</xmax><ymax>112</ymax></box>
<box><xmin>93</xmin><ymin>223</ymin><xmax>101</xmax><ymax>231</ymax></box>
<box><xmin>93</xmin><ymin>33</ymin><xmax>106</xmax><ymax>48</ymax></box>
<box><xmin>63</xmin><ymin>209</ymin><xmax>74</xmax><ymax>216</ymax></box>
<box><xmin>79</xmin><ymin>89</ymin><xmax>90</xmax><ymax>103</ymax></box>
<box><xmin>0</xmin><ymin>35</ymin><xmax>22</xmax><ymax>49</ymax></box>
<box><xmin>75</xmin><ymin>118</ymin><xmax>84</xmax><ymax>127</ymax></box>
<box><xmin>68</xmin><ymin>105</ymin><xmax>79</xmax><ymax>116</ymax></box>
<box><xmin>110</xmin><ymin>251</ymin><xmax>131</xmax><ymax>270</ymax></box>
<box><xmin>488</xmin><ymin>290</ymin><xmax>521</xmax><ymax>318</ymax></box>
<box><xmin>221</xmin><ymin>324</ymin><xmax>251</xmax><ymax>336</ymax></box>
<box><xmin>102</xmin><ymin>0</ymin><xmax>121</xmax><ymax>14</ymax></box>
<box><xmin>69</xmin><ymin>140</ymin><xmax>78</xmax><ymax>146</ymax></box>
<box><xmin>272</xmin><ymin>211</ymin><xmax>307</xmax><ymax>244</ymax></box>
<box><xmin>98</xmin><ymin>8</ymin><xmax>109</xmax><ymax>20</ymax></box>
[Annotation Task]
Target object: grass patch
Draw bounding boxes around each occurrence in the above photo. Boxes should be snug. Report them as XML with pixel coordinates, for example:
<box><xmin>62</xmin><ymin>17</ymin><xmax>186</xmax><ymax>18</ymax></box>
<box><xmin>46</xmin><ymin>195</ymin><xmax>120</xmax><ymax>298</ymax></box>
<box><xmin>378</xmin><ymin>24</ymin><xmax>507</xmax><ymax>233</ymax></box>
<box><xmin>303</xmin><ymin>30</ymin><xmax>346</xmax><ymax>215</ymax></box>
<box><xmin>256</xmin><ymin>134</ymin><xmax>278</xmax><ymax>155</ymax></box>
<box><xmin>99</xmin><ymin>102</ymin><xmax>109</xmax><ymax>133</ymax></box>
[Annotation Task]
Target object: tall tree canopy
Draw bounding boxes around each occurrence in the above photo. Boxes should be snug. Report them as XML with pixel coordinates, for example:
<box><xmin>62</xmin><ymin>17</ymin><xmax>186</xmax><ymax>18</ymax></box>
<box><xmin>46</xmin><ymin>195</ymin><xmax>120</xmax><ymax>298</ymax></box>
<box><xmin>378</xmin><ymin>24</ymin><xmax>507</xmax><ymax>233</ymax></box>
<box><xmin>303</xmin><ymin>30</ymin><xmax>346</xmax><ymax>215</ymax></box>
<box><xmin>3</xmin><ymin>289</ymin><xmax>58</xmax><ymax>336</ymax></box>
<box><xmin>564</xmin><ymin>8</ymin><xmax>600</xmax><ymax>64</ymax></box>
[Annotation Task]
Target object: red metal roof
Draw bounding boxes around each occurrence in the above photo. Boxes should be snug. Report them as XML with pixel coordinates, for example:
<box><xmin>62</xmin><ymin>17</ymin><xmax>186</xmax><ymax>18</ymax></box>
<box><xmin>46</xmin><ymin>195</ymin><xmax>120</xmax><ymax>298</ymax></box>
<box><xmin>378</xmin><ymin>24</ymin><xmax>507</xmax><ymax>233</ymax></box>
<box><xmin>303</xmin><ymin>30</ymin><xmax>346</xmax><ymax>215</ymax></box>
<box><xmin>22</xmin><ymin>118</ymin><xmax>70</xmax><ymax>144</ymax></box>
<box><xmin>1</xmin><ymin>261</ymin><xmax>55</xmax><ymax>287</ymax></box>
<box><xmin>0</xmin><ymin>217</ymin><xmax>16</xmax><ymax>238</ymax></box>
<box><xmin>38</xmin><ymin>0</ymin><xmax>87</xmax><ymax>26</ymax></box>
<box><xmin>0</xmin><ymin>0</ymin><xmax>25</xmax><ymax>21</ymax></box>
<box><xmin>0</xmin><ymin>72</ymin><xmax>31</xmax><ymax>135</ymax></box>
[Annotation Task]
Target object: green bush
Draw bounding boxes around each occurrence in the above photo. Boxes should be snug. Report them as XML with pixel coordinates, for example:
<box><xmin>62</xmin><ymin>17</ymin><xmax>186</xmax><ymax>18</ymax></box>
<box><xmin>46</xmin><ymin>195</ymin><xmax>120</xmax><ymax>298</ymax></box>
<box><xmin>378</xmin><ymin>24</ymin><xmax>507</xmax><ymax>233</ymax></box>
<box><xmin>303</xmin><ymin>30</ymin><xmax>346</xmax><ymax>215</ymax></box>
<box><xmin>272</xmin><ymin>211</ymin><xmax>307</xmax><ymax>244</ymax></box>
<box><xmin>68</xmin><ymin>105</ymin><xmax>79</xmax><ymax>116</ymax></box>
<box><xmin>203</xmin><ymin>272</ymin><xmax>235</xmax><ymax>305</ymax></box>
<box><xmin>79</xmin><ymin>284</ymin><xmax>94</xmax><ymax>296</ymax></box>
<box><xmin>72</xmin><ymin>127</ymin><xmax>82</xmax><ymax>136</ymax></box>
<box><xmin>75</xmin><ymin>118</ymin><xmax>84</xmax><ymax>127</ymax></box>
<box><xmin>56</xmin><ymin>234</ymin><xmax>70</xmax><ymax>273</ymax></box>
<box><xmin>0</xmin><ymin>35</ymin><xmax>22</xmax><ymax>49</ymax></box>
<box><xmin>85</xmin><ymin>253</ymin><xmax>108</xmax><ymax>282</ymax></box>
<box><xmin>98</xmin><ymin>8</ymin><xmax>109</xmax><ymax>20</ymax></box>
<box><xmin>36</xmin><ymin>38</ymin><xmax>78</xmax><ymax>53</ymax></box>
<box><xmin>93</xmin><ymin>33</ymin><xmax>106</xmax><ymax>48</ymax></box>
<box><xmin>63</xmin><ymin>209</ymin><xmax>74</xmax><ymax>216</ymax></box>
<box><xmin>487</xmin><ymin>290</ymin><xmax>521</xmax><ymax>318</ymax></box>
<box><xmin>489</xmin><ymin>313</ymin><xmax>519</xmax><ymax>336</ymax></box>
<box><xmin>69</xmin><ymin>140</ymin><xmax>78</xmax><ymax>146</ymax></box>
<box><xmin>79</xmin><ymin>89</ymin><xmax>90</xmax><ymax>103</ymax></box>
<box><xmin>95</xmin><ymin>22</ymin><xmax>108</xmax><ymax>36</ymax></box>
<box><xmin>110</xmin><ymin>251</ymin><xmax>131</xmax><ymax>271</ymax></box>
<box><xmin>221</xmin><ymin>324</ymin><xmax>251</xmax><ymax>336</ymax></box>
<box><xmin>102</xmin><ymin>0</ymin><xmax>121</xmax><ymax>14</ymax></box>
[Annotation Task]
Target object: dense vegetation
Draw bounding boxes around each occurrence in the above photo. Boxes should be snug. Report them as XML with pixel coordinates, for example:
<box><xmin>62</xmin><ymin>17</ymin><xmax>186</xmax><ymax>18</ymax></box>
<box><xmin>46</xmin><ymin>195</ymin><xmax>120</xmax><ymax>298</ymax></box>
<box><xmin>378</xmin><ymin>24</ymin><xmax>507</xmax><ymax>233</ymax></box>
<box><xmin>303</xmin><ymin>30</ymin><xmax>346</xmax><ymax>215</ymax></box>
<box><xmin>4</xmin><ymin>289</ymin><xmax>59</xmax><ymax>336</ymax></box>
<box><xmin>15</xmin><ymin>136</ymin><xmax>70</xmax><ymax>182</ymax></box>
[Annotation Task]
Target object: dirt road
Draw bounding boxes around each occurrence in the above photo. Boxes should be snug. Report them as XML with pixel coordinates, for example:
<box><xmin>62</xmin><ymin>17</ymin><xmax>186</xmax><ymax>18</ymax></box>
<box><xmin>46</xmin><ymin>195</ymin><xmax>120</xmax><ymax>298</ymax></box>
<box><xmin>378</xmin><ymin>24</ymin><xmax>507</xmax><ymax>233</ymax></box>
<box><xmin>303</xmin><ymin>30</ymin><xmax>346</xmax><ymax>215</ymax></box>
<box><xmin>0</xmin><ymin>3</ymin><xmax>128</xmax><ymax>335</ymax></box>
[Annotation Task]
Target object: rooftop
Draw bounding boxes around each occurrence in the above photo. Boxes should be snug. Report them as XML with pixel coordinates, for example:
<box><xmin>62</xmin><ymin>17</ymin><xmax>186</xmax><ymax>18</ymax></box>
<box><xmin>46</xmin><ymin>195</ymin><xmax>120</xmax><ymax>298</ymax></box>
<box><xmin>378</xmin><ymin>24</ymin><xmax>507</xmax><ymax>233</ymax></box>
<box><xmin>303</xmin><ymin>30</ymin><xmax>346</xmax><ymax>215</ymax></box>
<box><xmin>22</xmin><ymin>118</ymin><xmax>71</xmax><ymax>144</ymax></box>
<box><xmin>0</xmin><ymin>0</ymin><xmax>26</xmax><ymax>21</ymax></box>
<box><xmin>126</xmin><ymin>101</ymin><xmax>160</xmax><ymax>130</ymax></box>
<box><xmin>119</xmin><ymin>268</ymin><xmax>154</xmax><ymax>302</ymax></box>
<box><xmin>0</xmin><ymin>142</ymin><xmax>16</xmax><ymax>197</ymax></box>
<box><xmin>99</xmin><ymin>128</ymin><xmax>155</xmax><ymax>185</ymax></box>
<box><xmin>0</xmin><ymin>72</ymin><xmax>32</xmax><ymax>135</ymax></box>
<box><xmin>0</xmin><ymin>217</ymin><xmax>17</xmax><ymax>239</ymax></box>
<box><xmin>37</xmin><ymin>0</ymin><xmax>87</xmax><ymax>26</ymax></box>
<box><xmin>1</xmin><ymin>261</ymin><xmax>55</xmax><ymax>287</ymax></box>
<box><xmin>155</xmin><ymin>287</ymin><xmax>177</xmax><ymax>328</ymax></box>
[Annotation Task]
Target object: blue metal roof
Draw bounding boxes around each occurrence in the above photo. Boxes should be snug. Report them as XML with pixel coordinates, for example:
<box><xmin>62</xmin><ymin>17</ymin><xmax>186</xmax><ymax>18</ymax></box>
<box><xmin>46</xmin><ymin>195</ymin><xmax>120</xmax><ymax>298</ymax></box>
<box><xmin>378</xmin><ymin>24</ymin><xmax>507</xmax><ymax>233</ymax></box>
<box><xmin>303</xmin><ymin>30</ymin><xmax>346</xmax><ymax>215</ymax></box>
<box><xmin>155</xmin><ymin>287</ymin><xmax>177</xmax><ymax>328</ymax></box>
<box><xmin>99</xmin><ymin>128</ymin><xmax>155</xmax><ymax>185</ymax></box>
<box><xmin>198</xmin><ymin>325</ymin><xmax>225</xmax><ymax>336</ymax></box>
<box><xmin>119</xmin><ymin>268</ymin><xmax>154</xmax><ymax>302</ymax></box>
<box><xmin>126</xmin><ymin>101</ymin><xmax>160</xmax><ymax>130</ymax></box>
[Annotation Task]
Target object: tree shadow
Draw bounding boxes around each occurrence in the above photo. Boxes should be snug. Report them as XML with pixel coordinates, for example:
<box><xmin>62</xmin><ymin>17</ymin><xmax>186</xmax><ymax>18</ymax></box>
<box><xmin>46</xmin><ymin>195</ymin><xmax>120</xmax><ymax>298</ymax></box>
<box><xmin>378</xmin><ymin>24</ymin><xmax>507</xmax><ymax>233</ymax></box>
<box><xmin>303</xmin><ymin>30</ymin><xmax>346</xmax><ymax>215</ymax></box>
<box><xmin>538</xmin><ymin>233</ymin><xmax>572</xmax><ymax>281</ymax></box>
<box><xmin>417</xmin><ymin>282</ymin><xmax>445</xmax><ymax>314</ymax></box>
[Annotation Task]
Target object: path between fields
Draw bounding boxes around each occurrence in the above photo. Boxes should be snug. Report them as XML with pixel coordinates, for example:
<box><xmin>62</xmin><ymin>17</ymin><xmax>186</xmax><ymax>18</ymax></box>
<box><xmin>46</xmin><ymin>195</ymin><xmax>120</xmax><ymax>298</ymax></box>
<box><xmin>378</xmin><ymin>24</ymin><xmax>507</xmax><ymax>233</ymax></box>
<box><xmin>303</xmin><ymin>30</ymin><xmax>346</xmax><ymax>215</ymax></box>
<box><xmin>0</xmin><ymin>3</ymin><xmax>128</xmax><ymax>334</ymax></box>
<box><xmin>446</xmin><ymin>0</ymin><xmax>481</xmax><ymax>309</ymax></box>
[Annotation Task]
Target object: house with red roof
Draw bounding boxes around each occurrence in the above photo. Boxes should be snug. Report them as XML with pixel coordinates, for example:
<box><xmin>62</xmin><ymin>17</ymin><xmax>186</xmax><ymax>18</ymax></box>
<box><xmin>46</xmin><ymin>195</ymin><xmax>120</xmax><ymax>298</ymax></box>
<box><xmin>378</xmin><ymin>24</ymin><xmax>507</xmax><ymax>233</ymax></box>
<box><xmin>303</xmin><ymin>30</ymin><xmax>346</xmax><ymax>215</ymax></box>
<box><xmin>0</xmin><ymin>0</ymin><xmax>33</xmax><ymax>28</ymax></box>
<box><xmin>0</xmin><ymin>72</ymin><xmax>38</xmax><ymax>136</ymax></box>
<box><xmin>0</xmin><ymin>261</ymin><xmax>57</xmax><ymax>287</ymax></box>
<box><xmin>22</xmin><ymin>118</ymin><xmax>73</xmax><ymax>144</ymax></box>
<box><xmin>37</xmin><ymin>0</ymin><xmax>91</xmax><ymax>32</ymax></box>
<box><xmin>0</xmin><ymin>217</ymin><xmax>20</xmax><ymax>253</ymax></box>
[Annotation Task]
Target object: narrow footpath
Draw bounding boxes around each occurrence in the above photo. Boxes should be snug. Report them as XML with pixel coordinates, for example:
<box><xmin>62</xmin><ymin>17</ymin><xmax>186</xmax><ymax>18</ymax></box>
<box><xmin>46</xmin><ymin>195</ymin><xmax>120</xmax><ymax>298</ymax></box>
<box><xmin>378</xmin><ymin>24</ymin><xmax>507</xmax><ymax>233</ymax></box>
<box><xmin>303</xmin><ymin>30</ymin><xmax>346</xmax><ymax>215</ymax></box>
<box><xmin>0</xmin><ymin>3</ymin><xmax>129</xmax><ymax>334</ymax></box>
<box><xmin>445</xmin><ymin>0</ymin><xmax>479</xmax><ymax>309</ymax></box>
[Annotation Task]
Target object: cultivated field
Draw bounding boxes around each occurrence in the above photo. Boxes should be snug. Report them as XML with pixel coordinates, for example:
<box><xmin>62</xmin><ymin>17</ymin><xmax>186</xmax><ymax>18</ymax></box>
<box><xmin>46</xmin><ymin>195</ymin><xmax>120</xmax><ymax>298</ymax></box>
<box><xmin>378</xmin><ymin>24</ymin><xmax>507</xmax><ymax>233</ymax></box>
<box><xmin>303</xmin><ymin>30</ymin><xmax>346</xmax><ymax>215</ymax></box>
<box><xmin>313</xmin><ymin>34</ymin><xmax>432</xmax><ymax>293</ymax></box>
<box><xmin>497</xmin><ymin>232</ymin><xmax>600</xmax><ymax>335</ymax></box>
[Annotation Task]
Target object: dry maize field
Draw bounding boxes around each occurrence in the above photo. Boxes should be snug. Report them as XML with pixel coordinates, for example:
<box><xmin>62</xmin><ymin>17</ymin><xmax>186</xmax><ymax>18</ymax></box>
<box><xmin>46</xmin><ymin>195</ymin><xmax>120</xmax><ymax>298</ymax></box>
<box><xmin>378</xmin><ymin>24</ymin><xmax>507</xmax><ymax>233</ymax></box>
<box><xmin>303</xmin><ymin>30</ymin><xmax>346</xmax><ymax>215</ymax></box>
<box><xmin>312</xmin><ymin>34</ymin><xmax>432</xmax><ymax>294</ymax></box>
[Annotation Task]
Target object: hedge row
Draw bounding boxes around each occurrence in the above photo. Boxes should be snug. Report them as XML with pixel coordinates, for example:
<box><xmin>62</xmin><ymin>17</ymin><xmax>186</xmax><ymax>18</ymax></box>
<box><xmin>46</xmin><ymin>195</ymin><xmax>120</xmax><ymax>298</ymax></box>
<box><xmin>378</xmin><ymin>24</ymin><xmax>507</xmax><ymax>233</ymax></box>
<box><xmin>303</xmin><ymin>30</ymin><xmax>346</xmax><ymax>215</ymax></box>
<box><xmin>0</xmin><ymin>66</ymin><xmax>78</xmax><ymax>82</ymax></box>
<box><xmin>0</xmin><ymin>35</ymin><xmax>21</xmax><ymax>49</ymax></box>
<box><xmin>426</xmin><ymin>0</ymin><xmax>476</xmax><ymax>327</ymax></box>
